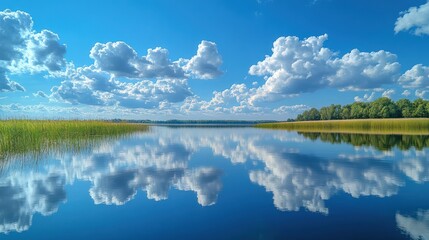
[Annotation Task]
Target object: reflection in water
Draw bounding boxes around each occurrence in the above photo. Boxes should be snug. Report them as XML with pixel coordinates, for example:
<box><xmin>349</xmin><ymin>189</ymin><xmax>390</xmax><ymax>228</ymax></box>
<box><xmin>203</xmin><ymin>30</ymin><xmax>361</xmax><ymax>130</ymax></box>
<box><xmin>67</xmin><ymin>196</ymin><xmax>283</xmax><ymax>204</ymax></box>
<box><xmin>397</xmin><ymin>210</ymin><xmax>429</xmax><ymax>240</ymax></box>
<box><xmin>298</xmin><ymin>132</ymin><xmax>429</xmax><ymax>151</ymax></box>
<box><xmin>0</xmin><ymin>171</ymin><xmax>66</xmax><ymax>233</ymax></box>
<box><xmin>0</xmin><ymin>127</ymin><xmax>429</xmax><ymax>234</ymax></box>
<box><xmin>249</xmin><ymin>152</ymin><xmax>404</xmax><ymax>213</ymax></box>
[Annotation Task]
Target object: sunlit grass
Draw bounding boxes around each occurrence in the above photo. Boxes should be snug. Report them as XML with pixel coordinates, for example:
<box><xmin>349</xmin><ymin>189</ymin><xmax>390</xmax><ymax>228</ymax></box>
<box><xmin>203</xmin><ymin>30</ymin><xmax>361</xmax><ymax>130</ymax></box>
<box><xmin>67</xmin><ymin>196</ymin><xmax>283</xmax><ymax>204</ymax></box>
<box><xmin>0</xmin><ymin>120</ymin><xmax>149</xmax><ymax>162</ymax></box>
<box><xmin>256</xmin><ymin>118</ymin><xmax>429</xmax><ymax>135</ymax></box>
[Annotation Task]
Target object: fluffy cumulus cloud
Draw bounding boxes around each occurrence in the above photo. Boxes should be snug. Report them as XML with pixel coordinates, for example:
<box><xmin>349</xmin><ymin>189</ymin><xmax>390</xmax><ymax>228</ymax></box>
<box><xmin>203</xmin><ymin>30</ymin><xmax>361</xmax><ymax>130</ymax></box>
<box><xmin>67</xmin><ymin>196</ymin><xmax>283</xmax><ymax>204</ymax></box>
<box><xmin>399</xmin><ymin>64</ymin><xmax>429</xmax><ymax>89</ymax></box>
<box><xmin>181</xmin><ymin>84</ymin><xmax>261</xmax><ymax>115</ymax></box>
<box><xmin>396</xmin><ymin>210</ymin><xmax>429</xmax><ymax>240</ymax></box>
<box><xmin>248</xmin><ymin>34</ymin><xmax>401</xmax><ymax>104</ymax></box>
<box><xmin>1</xmin><ymin>9</ymin><xmax>224</xmax><ymax>112</ymax></box>
<box><xmin>50</xmin><ymin>39</ymin><xmax>223</xmax><ymax>110</ymax></box>
<box><xmin>328</xmin><ymin>49</ymin><xmax>400</xmax><ymax>91</ymax></box>
<box><xmin>184</xmin><ymin>40</ymin><xmax>223</xmax><ymax>79</ymax></box>
<box><xmin>249</xmin><ymin>34</ymin><xmax>334</xmax><ymax>102</ymax></box>
<box><xmin>50</xmin><ymin>66</ymin><xmax>192</xmax><ymax>108</ymax></box>
<box><xmin>395</xmin><ymin>1</ymin><xmax>429</xmax><ymax>36</ymax></box>
<box><xmin>90</xmin><ymin>42</ymin><xmax>185</xmax><ymax>79</ymax></box>
<box><xmin>0</xmin><ymin>9</ymin><xmax>66</xmax><ymax>91</ymax></box>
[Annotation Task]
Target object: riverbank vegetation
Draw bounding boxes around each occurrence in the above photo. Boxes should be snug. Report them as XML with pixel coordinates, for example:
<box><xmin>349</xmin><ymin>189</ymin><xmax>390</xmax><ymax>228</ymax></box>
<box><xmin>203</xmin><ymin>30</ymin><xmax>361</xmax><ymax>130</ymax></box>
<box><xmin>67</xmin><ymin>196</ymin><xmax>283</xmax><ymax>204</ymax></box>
<box><xmin>256</xmin><ymin>119</ymin><xmax>429</xmax><ymax>135</ymax></box>
<box><xmin>0</xmin><ymin>120</ymin><xmax>148</xmax><ymax>162</ymax></box>
<box><xmin>298</xmin><ymin>132</ymin><xmax>429</xmax><ymax>151</ymax></box>
<box><xmin>296</xmin><ymin>97</ymin><xmax>429</xmax><ymax>121</ymax></box>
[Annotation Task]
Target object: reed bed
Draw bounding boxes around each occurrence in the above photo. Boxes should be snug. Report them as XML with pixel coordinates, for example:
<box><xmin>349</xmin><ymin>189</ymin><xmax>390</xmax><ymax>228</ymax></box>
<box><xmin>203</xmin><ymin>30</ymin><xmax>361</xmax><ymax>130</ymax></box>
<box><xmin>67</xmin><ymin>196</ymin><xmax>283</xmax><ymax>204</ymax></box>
<box><xmin>255</xmin><ymin>119</ymin><xmax>429</xmax><ymax>135</ymax></box>
<box><xmin>0</xmin><ymin>120</ymin><xmax>148</xmax><ymax>161</ymax></box>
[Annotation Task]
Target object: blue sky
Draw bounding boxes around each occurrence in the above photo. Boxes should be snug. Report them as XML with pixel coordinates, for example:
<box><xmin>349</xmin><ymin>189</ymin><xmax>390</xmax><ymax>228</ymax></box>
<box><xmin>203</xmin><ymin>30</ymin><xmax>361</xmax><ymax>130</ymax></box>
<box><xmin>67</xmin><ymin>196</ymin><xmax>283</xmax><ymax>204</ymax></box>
<box><xmin>0</xmin><ymin>0</ymin><xmax>429</xmax><ymax>120</ymax></box>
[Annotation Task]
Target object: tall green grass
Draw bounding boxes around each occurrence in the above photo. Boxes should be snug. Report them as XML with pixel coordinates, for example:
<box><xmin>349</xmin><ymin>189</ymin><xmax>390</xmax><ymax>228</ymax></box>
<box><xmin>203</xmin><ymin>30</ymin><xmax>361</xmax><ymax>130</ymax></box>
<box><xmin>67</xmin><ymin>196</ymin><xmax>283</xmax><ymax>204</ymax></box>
<box><xmin>0</xmin><ymin>120</ymin><xmax>148</xmax><ymax>162</ymax></box>
<box><xmin>256</xmin><ymin>119</ymin><xmax>429</xmax><ymax>135</ymax></box>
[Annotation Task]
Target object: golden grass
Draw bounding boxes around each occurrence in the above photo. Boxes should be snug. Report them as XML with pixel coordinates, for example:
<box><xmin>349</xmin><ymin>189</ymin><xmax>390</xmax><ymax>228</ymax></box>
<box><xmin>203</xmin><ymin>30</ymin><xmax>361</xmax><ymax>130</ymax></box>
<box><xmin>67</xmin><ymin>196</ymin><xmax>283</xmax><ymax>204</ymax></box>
<box><xmin>255</xmin><ymin>118</ymin><xmax>429</xmax><ymax>135</ymax></box>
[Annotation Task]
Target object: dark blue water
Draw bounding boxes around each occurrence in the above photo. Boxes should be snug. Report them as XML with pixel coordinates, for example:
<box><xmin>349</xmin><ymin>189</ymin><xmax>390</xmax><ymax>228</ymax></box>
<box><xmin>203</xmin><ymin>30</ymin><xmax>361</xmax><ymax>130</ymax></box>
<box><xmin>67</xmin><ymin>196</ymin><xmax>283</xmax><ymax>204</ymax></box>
<box><xmin>1</xmin><ymin>127</ymin><xmax>428</xmax><ymax>239</ymax></box>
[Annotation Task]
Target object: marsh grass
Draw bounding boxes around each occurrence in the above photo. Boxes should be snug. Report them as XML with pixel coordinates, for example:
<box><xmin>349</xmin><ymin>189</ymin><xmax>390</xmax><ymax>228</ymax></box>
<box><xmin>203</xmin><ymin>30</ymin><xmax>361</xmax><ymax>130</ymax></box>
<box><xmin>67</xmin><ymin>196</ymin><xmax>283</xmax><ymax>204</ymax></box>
<box><xmin>0</xmin><ymin>120</ymin><xmax>148</xmax><ymax>162</ymax></box>
<box><xmin>256</xmin><ymin>119</ymin><xmax>429</xmax><ymax>135</ymax></box>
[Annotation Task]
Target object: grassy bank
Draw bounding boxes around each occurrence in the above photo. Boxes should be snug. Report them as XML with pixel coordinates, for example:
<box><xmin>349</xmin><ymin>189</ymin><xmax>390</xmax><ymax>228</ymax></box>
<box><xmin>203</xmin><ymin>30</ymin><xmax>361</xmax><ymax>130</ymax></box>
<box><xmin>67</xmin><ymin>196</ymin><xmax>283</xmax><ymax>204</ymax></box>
<box><xmin>255</xmin><ymin>119</ymin><xmax>429</xmax><ymax>135</ymax></box>
<box><xmin>0</xmin><ymin>120</ymin><xmax>148</xmax><ymax>161</ymax></box>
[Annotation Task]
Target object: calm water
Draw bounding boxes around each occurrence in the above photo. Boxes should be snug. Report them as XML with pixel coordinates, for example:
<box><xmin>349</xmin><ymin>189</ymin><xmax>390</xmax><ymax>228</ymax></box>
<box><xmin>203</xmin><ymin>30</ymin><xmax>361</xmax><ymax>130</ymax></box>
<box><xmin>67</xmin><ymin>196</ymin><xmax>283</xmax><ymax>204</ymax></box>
<box><xmin>1</xmin><ymin>127</ymin><xmax>429</xmax><ymax>240</ymax></box>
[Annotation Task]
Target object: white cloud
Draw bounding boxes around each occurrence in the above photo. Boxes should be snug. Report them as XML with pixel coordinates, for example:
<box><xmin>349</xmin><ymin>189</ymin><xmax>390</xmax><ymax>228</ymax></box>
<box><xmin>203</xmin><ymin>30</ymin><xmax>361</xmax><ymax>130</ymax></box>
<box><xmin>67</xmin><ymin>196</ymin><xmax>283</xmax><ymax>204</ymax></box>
<box><xmin>180</xmin><ymin>84</ymin><xmax>262</xmax><ymax>115</ymax></box>
<box><xmin>329</xmin><ymin>49</ymin><xmax>400</xmax><ymax>91</ymax></box>
<box><xmin>89</xmin><ymin>40</ymin><xmax>223</xmax><ymax>81</ymax></box>
<box><xmin>0</xmin><ymin>69</ymin><xmax>25</xmax><ymax>92</ymax></box>
<box><xmin>395</xmin><ymin>1</ymin><xmax>429</xmax><ymax>36</ymax></box>
<box><xmin>90</xmin><ymin>42</ymin><xmax>185</xmax><ymax>79</ymax></box>
<box><xmin>249</xmin><ymin>34</ymin><xmax>334</xmax><ymax>103</ymax></box>
<box><xmin>116</xmin><ymin>79</ymin><xmax>192</xmax><ymax>109</ymax></box>
<box><xmin>50</xmin><ymin>40</ymin><xmax>224</xmax><ymax>111</ymax></box>
<box><xmin>402</xmin><ymin>90</ymin><xmax>411</xmax><ymax>97</ymax></box>
<box><xmin>354</xmin><ymin>92</ymin><xmax>376</xmax><ymax>102</ymax></box>
<box><xmin>382</xmin><ymin>89</ymin><xmax>395</xmax><ymax>99</ymax></box>
<box><xmin>248</xmin><ymin>34</ymin><xmax>400</xmax><ymax>104</ymax></box>
<box><xmin>184</xmin><ymin>40</ymin><xmax>223</xmax><ymax>79</ymax></box>
<box><xmin>399</xmin><ymin>64</ymin><xmax>429</xmax><ymax>89</ymax></box>
<box><xmin>0</xmin><ymin>10</ymin><xmax>32</xmax><ymax>62</ymax></box>
<box><xmin>416</xmin><ymin>89</ymin><xmax>428</xmax><ymax>99</ymax></box>
<box><xmin>20</xmin><ymin>30</ymin><xmax>66</xmax><ymax>72</ymax></box>
<box><xmin>50</xmin><ymin>66</ymin><xmax>193</xmax><ymax>108</ymax></box>
<box><xmin>33</xmin><ymin>90</ymin><xmax>48</xmax><ymax>98</ymax></box>
<box><xmin>272</xmin><ymin>104</ymin><xmax>309</xmax><ymax>114</ymax></box>
<box><xmin>0</xmin><ymin>9</ymin><xmax>66</xmax><ymax>91</ymax></box>
<box><xmin>396</xmin><ymin>210</ymin><xmax>429</xmax><ymax>240</ymax></box>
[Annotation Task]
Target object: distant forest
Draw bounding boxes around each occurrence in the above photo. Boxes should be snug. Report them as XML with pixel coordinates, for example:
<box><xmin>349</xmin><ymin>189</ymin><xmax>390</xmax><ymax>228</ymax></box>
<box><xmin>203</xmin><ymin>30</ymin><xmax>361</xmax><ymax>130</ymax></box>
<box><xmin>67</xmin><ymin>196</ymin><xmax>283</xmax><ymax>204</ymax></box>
<box><xmin>296</xmin><ymin>97</ymin><xmax>429</xmax><ymax>121</ymax></box>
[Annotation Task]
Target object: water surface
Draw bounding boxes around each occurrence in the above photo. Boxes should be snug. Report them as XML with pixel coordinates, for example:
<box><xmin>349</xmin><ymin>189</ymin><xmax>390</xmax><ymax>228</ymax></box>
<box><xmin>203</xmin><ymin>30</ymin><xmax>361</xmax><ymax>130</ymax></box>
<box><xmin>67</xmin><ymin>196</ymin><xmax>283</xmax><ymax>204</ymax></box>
<box><xmin>1</xmin><ymin>127</ymin><xmax>428</xmax><ymax>239</ymax></box>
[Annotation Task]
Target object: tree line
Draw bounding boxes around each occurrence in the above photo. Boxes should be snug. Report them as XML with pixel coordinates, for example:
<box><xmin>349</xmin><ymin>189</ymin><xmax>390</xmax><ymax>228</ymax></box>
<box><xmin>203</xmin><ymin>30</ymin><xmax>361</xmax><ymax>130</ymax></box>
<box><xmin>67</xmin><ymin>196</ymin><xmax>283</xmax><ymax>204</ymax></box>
<box><xmin>296</xmin><ymin>97</ymin><xmax>429</xmax><ymax>121</ymax></box>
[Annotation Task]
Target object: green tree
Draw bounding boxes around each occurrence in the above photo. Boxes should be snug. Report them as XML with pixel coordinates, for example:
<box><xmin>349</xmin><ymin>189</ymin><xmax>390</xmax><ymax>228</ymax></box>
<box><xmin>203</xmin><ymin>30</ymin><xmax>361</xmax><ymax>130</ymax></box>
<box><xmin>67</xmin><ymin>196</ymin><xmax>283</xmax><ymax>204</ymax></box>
<box><xmin>368</xmin><ymin>97</ymin><xmax>400</xmax><ymax>118</ymax></box>
<box><xmin>320</xmin><ymin>106</ymin><xmax>331</xmax><ymax>120</ymax></box>
<box><xmin>350</xmin><ymin>102</ymin><xmax>369</xmax><ymax>119</ymax></box>
<box><xmin>340</xmin><ymin>105</ymin><xmax>351</xmax><ymax>119</ymax></box>
<box><xmin>412</xmin><ymin>98</ymin><xmax>429</xmax><ymax>118</ymax></box>
<box><xmin>396</xmin><ymin>99</ymin><xmax>413</xmax><ymax>118</ymax></box>
<box><xmin>307</xmin><ymin>108</ymin><xmax>321</xmax><ymax>120</ymax></box>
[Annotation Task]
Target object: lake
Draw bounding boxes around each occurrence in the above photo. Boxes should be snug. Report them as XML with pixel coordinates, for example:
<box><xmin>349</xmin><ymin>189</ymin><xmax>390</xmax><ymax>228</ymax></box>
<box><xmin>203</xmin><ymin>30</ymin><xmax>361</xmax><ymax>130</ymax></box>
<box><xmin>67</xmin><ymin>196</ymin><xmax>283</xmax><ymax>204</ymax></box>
<box><xmin>1</xmin><ymin>126</ymin><xmax>428</xmax><ymax>239</ymax></box>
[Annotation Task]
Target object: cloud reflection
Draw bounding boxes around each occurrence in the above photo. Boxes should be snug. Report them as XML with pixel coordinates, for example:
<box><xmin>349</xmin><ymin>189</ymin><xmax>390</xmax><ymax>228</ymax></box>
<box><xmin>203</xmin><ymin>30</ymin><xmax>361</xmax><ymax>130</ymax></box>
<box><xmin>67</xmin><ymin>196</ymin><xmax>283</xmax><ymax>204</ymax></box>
<box><xmin>0</xmin><ymin>172</ymin><xmax>66</xmax><ymax>233</ymax></box>
<box><xmin>397</xmin><ymin>210</ymin><xmax>429</xmax><ymax>240</ymax></box>
<box><xmin>1</xmin><ymin>127</ymin><xmax>429</xmax><ymax>233</ymax></box>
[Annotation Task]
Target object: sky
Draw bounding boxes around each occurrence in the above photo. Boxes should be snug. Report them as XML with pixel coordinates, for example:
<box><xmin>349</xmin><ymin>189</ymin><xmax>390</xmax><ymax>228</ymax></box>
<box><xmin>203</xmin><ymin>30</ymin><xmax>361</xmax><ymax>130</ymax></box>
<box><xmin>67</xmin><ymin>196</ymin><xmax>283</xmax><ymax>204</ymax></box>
<box><xmin>0</xmin><ymin>0</ymin><xmax>429</xmax><ymax>120</ymax></box>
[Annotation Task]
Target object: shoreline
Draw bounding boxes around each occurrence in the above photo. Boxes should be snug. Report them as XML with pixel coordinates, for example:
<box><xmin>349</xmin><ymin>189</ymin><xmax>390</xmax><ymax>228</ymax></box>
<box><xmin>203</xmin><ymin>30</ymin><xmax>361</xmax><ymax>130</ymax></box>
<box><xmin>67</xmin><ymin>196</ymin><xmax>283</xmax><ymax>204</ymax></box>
<box><xmin>255</xmin><ymin>118</ymin><xmax>429</xmax><ymax>135</ymax></box>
